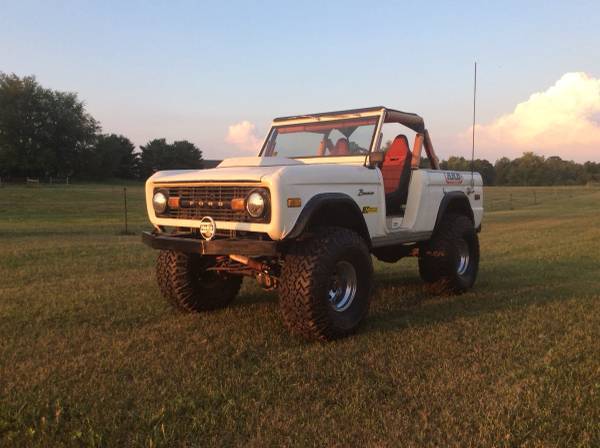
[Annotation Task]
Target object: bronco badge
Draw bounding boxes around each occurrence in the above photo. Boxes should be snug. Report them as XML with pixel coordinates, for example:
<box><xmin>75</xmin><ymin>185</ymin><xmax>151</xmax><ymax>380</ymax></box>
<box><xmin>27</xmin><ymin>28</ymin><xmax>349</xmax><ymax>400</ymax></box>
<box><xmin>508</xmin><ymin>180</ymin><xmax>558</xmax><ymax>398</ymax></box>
<box><xmin>358</xmin><ymin>189</ymin><xmax>374</xmax><ymax>196</ymax></box>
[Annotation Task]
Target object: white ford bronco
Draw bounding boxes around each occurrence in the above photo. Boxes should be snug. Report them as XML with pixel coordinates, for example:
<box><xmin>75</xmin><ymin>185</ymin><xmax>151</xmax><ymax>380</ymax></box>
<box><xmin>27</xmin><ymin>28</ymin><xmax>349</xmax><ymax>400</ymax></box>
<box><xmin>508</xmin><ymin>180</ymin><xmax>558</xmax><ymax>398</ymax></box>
<box><xmin>142</xmin><ymin>107</ymin><xmax>483</xmax><ymax>340</ymax></box>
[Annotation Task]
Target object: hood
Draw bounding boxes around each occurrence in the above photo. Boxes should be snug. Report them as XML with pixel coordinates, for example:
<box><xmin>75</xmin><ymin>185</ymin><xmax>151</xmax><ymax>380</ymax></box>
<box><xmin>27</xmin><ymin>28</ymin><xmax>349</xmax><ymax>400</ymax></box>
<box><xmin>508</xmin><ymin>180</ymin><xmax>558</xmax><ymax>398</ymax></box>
<box><xmin>218</xmin><ymin>156</ymin><xmax>303</xmax><ymax>168</ymax></box>
<box><xmin>149</xmin><ymin>156</ymin><xmax>302</xmax><ymax>183</ymax></box>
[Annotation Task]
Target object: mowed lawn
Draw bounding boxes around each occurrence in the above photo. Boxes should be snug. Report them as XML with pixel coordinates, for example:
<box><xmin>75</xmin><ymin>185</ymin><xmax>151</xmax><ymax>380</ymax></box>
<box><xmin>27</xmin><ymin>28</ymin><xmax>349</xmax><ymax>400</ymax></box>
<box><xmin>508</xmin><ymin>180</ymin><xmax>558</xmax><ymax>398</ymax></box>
<box><xmin>1</xmin><ymin>184</ymin><xmax>599</xmax><ymax>447</ymax></box>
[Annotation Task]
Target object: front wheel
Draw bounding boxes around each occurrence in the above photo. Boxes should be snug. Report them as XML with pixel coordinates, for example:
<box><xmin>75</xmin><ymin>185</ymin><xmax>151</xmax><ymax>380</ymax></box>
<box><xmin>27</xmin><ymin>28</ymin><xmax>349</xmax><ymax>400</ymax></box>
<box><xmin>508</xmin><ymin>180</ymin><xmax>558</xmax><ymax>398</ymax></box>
<box><xmin>156</xmin><ymin>250</ymin><xmax>242</xmax><ymax>312</ymax></box>
<box><xmin>279</xmin><ymin>227</ymin><xmax>373</xmax><ymax>341</ymax></box>
<box><xmin>418</xmin><ymin>213</ymin><xmax>480</xmax><ymax>293</ymax></box>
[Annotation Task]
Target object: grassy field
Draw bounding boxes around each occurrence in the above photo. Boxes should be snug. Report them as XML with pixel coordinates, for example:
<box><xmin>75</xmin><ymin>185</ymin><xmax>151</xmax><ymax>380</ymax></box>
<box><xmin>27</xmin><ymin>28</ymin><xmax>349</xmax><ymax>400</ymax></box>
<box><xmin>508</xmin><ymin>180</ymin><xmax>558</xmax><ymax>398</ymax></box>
<box><xmin>1</xmin><ymin>184</ymin><xmax>599</xmax><ymax>447</ymax></box>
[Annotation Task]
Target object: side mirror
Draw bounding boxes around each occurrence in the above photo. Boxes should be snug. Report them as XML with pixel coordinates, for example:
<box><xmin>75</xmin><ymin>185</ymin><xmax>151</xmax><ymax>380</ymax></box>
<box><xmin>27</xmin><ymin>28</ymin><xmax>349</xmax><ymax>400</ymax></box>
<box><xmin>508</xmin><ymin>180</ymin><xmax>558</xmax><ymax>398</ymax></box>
<box><xmin>368</xmin><ymin>151</ymin><xmax>384</xmax><ymax>168</ymax></box>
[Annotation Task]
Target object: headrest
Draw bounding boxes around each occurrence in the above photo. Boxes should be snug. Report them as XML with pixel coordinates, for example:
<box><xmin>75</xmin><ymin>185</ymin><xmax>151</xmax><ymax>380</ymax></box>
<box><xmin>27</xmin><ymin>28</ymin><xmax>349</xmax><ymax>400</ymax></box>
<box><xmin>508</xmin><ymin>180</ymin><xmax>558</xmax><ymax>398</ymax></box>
<box><xmin>391</xmin><ymin>134</ymin><xmax>409</xmax><ymax>150</ymax></box>
<box><xmin>334</xmin><ymin>138</ymin><xmax>349</xmax><ymax>155</ymax></box>
<box><xmin>384</xmin><ymin>134</ymin><xmax>411</xmax><ymax>163</ymax></box>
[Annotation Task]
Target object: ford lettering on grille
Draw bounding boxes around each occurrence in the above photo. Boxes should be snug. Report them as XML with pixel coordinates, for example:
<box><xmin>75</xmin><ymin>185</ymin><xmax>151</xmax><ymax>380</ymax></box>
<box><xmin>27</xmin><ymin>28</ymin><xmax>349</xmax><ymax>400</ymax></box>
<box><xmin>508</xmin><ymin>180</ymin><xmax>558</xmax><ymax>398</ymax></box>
<box><xmin>158</xmin><ymin>185</ymin><xmax>270</xmax><ymax>223</ymax></box>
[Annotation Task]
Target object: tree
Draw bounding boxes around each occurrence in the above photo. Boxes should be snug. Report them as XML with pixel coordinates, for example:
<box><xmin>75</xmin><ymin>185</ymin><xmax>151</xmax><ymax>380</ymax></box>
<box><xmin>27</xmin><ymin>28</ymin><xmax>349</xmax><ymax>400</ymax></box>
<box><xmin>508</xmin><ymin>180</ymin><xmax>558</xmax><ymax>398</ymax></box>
<box><xmin>509</xmin><ymin>152</ymin><xmax>546</xmax><ymax>185</ymax></box>
<box><xmin>171</xmin><ymin>140</ymin><xmax>204</xmax><ymax>170</ymax></box>
<box><xmin>494</xmin><ymin>157</ymin><xmax>512</xmax><ymax>185</ymax></box>
<box><xmin>82</xmin><ymin>134</ymin><xmax>138</xmax><ymax>179</ymax></box>
<box><xmin>0</xmin><ymin>72</ymin><xmax>98</xmax><ymax>177</ymax></box>
<box><xmin>140</xmin><ymin>138</ymin><xmax>203</xmax><ymax>178</ymax></box>
<box><xmin>583</xmin><ymin>161</ymin><xmax>600</xmax><ymax>184</ymax></box>
<box><xmin>473</xmin><ymin>159</ymin><xmax>496</xmax><ymax>185</ymax></box>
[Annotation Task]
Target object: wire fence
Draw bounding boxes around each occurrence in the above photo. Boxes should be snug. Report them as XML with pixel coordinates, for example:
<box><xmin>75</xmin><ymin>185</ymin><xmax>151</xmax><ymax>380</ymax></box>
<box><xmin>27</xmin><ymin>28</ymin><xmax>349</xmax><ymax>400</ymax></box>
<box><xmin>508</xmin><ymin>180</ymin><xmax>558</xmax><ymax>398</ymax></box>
<box><xmin>0</xmin><ymin>183</ymin><xmax>146</xmax><ymax>236</ymax></box>
<box><xmin>0</xmin><ymin>177</ymin><xmax>600</xmax><ymax>217</ymax></box>
<box><xmin>0</xmin><ymin>176</ymin><xmax>70</xmax><ymax>186</ymax></box>
<box><xmin>485</xmin><ymin>186</ymin><xmax>599</xmax><ymax>212</ymax></box>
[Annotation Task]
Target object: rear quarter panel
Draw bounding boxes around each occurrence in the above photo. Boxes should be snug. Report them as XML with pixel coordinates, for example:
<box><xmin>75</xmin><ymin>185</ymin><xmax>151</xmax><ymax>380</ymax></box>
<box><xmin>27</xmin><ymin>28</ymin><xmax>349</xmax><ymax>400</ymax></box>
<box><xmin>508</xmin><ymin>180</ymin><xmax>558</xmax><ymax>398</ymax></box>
<box><xmin>402</xmin><ymin>170</ymin><xmax>484</xmax><ymax>232</ymax></box>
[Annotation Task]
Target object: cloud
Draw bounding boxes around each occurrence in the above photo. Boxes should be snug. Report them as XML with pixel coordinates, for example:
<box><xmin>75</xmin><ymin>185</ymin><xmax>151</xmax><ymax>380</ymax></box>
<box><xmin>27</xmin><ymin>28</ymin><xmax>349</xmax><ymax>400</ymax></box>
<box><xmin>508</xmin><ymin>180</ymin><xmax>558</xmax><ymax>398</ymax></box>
<box><xmin>225</xmin><ymin>120</ymin><xmax>262</xmax><ymax>152</ymax></box>
<box><xmin>463</xmin><ymin>72</ymin><xmax>600</xmax><ymax>162</ymax></box>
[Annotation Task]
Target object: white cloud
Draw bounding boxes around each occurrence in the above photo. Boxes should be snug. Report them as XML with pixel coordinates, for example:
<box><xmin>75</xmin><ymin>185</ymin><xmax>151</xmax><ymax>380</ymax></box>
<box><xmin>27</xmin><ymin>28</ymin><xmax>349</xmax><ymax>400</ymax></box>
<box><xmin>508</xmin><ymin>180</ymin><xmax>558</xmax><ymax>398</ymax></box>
<box><xmin>463</xmin><ymin>72</ymin><xmax>600</xmax><ymax>162</ymax></box>
<box><xmin>225</xmin><ymin>120</ymin><xmax>262</xmax><ymax>152</ymax></box>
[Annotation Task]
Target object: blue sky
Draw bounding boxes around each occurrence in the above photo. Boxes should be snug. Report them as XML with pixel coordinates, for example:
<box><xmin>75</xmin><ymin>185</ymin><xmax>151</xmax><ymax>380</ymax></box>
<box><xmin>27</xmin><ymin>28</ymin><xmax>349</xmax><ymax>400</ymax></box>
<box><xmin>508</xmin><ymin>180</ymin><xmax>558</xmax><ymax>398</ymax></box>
<box><xmin>1</xmin><ymin>0</ymin><xmax>599</xmax><ymax>161</ymax></box>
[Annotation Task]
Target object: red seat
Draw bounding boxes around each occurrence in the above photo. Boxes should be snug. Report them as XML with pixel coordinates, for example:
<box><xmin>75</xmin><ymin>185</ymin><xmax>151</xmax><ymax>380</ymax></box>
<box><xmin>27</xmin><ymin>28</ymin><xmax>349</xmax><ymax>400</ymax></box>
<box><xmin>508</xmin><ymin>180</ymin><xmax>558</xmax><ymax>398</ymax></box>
<box><xmin>333</xmin><ymin>138</ymin><xmax>349</xmax><ymax>156</ymax></box>
<box><xmin>381</xmin><ymin>134</ymin><xmax>412</xmax><ymax>214</ymax></box>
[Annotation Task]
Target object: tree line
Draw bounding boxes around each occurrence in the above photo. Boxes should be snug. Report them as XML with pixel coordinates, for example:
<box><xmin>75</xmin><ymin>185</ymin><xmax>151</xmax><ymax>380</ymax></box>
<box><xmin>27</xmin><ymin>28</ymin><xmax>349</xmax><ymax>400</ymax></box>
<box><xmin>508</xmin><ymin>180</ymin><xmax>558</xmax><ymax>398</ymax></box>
<box><xmin>0</xmin><ymin>73</ymin><xmax>203</xmax><ymax>180</ymax></box>
<box><xmin>2</xmin><ymin>73</ymin><xmax>599</xmax><ymax>184</ymax></box>
<box><xmin>439</xmin><ymin>154</ymin><xmax>600</xmax><ymax>186</ymax></box>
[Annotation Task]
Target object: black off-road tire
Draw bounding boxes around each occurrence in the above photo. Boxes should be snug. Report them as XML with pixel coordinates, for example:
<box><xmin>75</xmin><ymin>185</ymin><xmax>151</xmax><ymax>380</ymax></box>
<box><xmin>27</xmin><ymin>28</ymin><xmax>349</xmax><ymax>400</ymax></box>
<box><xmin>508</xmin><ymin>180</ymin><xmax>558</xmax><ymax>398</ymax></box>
<box><xmin>279</xmin><ymin>227</ymin><xmax>373</xmax><ymax>341</ymax></box>
<box><xmin>156</xmin><ymin>250</ymin><xmax>242</xmax><ymax>312</ymax></box>
<box><xmin>156</xmin><ymin>250</ymin><xmax>176</xmax><ymax>305</ymax></box>
<box><xmin>418</xmin><ymin>213</ymin><xmax>479</xmax><ymax>294</ymax></box>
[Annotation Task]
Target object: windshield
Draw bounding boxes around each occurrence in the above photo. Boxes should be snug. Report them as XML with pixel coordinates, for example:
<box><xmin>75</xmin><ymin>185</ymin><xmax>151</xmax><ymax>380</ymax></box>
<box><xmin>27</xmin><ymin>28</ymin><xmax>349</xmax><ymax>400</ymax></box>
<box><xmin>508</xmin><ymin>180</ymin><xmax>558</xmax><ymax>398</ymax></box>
<box><xmin>261</xmin><ymin>117</ymin><xmax>378</xmax><ymax>158</ymax></box>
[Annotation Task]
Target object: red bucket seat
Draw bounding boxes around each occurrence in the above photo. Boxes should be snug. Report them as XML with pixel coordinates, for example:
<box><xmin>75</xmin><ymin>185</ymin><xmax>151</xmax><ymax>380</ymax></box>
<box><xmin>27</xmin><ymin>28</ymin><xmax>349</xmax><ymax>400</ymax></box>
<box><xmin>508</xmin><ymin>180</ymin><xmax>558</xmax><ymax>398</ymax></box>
<box><xmin>381</xmin><ymin>134</ymin><xmax>412</xmax><ymax>214</ymax></box>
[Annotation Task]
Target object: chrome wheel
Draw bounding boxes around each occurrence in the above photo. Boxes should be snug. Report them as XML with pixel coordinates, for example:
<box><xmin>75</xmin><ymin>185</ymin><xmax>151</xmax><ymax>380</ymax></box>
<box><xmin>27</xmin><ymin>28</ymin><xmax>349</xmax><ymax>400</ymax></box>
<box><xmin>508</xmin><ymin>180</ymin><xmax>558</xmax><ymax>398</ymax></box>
<box><xmin>327</xmin><ymin>261</ymin><xmax>357</xmax><ymax>312</ymax></box>
<box><xmin>456</xmin><ymin>239</ymin><xmax>470</xmax><ymax>276</ymax></box>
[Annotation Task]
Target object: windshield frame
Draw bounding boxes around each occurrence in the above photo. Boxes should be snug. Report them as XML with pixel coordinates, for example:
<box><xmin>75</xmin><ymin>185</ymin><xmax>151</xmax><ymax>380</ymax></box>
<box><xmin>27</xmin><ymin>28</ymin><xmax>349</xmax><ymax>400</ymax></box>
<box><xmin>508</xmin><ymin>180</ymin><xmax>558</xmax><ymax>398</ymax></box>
<box><xmin>259</xmin><ymin>110</ymin><xmax>385</xmax><ymax>159</ymax></box>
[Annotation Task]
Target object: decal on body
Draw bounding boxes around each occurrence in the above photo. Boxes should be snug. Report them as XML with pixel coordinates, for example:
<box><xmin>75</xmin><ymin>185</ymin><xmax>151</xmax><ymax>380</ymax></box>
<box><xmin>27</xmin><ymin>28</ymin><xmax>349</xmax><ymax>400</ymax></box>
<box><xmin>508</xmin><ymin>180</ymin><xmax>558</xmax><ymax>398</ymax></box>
<box><xmin>444</xmin><ymin>172</ymin><xmax>463</xmax><ymax>185</ymax></box>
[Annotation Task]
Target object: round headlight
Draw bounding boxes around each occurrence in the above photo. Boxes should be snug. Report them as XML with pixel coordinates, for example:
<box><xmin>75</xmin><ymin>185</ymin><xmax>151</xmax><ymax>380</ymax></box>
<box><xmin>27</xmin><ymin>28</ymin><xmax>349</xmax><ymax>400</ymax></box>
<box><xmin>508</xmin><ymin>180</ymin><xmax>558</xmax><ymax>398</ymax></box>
<box><xmin>153</xmin><ymin>191</ymin><xmax>168</xmax><ymax>214</ymax></box>
<box><xmin>246</xmin><ymin>191</ymin><xmax>266</xmax><ymax>218</ymax></box>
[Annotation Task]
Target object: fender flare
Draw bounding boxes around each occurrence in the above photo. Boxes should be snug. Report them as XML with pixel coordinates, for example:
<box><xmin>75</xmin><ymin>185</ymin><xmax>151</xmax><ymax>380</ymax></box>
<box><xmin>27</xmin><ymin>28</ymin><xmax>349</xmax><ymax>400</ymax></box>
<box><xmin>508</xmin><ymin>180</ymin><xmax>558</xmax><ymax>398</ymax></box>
<box><xmin>284</xmin><ymin>193</ymin><xmax>370</xmax><ymax>243</ymax></box>
<box><xmin>434</xmin><ymin>191</ymin><xmax>474</xmax><ymax>231</ymax></box>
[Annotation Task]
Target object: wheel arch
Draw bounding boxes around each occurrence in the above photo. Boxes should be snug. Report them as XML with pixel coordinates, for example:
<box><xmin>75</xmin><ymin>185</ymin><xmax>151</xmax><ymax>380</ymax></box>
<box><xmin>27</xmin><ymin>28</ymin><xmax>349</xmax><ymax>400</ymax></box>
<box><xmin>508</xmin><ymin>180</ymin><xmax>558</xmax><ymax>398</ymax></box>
<box><xmin>284</xmin><ymin>193</ymin><xmax>371</xmax><ymax>245</ymax></box>
<box><xmin>434</xmin><ymin>191</ymin><xmax>474</xmax><ymax>232</ymax></box>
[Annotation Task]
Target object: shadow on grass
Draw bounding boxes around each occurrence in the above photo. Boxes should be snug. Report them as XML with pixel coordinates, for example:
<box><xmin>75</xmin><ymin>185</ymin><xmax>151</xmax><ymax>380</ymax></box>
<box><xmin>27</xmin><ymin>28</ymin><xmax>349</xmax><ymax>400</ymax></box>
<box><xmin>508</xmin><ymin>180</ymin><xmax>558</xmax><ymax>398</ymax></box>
<box><xmin>164</xmin><ymin>256</ymin><xmax>594</xmax><ymax>339</ymax></box>
<box><xmin>362</xmin><ymin>259</ymin><xmax>589</xmax><ymax>336</ymax></box>
<box><xmin>234</xmin><ymin>287</ymin><xmax>278</xmax><ymax>307</ymax></box>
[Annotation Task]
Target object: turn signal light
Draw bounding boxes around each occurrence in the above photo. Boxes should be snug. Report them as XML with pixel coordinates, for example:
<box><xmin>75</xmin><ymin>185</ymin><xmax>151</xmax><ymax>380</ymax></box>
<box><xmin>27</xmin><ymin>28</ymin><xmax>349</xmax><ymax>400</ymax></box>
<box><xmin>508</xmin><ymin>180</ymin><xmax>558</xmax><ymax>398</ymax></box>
<box><xmin>167</xmin><ymin>196</ymin><xmax>180</xmax><ymax>209</ymax></box>
<box><xmin>287</xmin><ymin>198</ymin><xmax>302</xmax><ymax>208</ymax></box>
<box><xmin>231</xmin><ymin>197</ymin><xmax>245</xmax><ymax>211</ymax></box>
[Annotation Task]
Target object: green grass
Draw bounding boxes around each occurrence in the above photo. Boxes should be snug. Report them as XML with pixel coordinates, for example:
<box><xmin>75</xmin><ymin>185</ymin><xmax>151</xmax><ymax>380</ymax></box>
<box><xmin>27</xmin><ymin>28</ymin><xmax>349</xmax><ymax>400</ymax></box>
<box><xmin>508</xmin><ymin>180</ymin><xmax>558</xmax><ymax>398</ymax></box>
<box><xmin>1</xmin><ymin>184</ymin><xmax>599</xmax><ymax>447</ymax></box>
<box><xmin>484</xmin><ymin>185</ymin><xmax>599</xmax><ymax>211</ymax></box>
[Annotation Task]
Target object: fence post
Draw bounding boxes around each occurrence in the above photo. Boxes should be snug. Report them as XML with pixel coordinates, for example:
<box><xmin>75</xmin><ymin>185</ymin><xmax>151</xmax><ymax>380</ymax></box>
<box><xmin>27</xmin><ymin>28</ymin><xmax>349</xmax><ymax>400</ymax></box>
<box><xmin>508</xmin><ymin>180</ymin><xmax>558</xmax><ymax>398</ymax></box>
<box><xmin>123</xmin><ymin>187</ymin><xmax>128</xmax><ymax>234</ymax></box>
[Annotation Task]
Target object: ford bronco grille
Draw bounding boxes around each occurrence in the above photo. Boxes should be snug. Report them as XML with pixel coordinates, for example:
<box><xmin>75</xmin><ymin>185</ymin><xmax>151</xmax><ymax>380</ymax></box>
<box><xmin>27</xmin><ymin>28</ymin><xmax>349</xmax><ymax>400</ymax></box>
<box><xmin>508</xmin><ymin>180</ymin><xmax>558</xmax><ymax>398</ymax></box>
<box><xmin>157</xmin><ymin>185</ymin><xmax>270</xmax><ymax>223</ymax></box>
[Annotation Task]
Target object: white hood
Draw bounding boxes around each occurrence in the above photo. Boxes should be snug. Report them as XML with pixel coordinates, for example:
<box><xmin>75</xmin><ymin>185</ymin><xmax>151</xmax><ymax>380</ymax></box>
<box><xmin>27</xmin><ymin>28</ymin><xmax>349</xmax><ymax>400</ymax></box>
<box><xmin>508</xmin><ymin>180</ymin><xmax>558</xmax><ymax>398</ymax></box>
<box><xmin>218</xmin><ymin>156</ymin><xmax>303</xmax><ymax>168</ymax></box>
<box><xmin>148</xmin><ymin>156</ymin><xmax>302</xmax><ymax>183</ymax></box>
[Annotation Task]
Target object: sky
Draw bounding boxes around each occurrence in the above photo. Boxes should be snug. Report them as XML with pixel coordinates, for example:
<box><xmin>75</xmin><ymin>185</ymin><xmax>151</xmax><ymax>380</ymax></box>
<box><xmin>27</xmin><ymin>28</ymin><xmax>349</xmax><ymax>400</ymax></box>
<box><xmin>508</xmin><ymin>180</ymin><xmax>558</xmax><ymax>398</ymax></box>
<box><xmin>1</xmin><ymin>0</ymin><xmax>599</xmax><ymax>162</ymax></box>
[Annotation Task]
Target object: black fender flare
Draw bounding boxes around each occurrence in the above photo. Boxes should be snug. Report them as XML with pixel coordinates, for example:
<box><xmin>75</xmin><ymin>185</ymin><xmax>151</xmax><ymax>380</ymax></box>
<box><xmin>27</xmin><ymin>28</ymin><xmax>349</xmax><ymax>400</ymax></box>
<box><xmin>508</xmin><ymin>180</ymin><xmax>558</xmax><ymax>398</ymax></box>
<box><xmin>434</xmin><ymin>191</ymin><xmax>474</xmax><ymax>232</ymax></box>
<box><xmin>284</xmin><ymin>193</ymin><xmax>370</xmax><ymax>244</ymax></box>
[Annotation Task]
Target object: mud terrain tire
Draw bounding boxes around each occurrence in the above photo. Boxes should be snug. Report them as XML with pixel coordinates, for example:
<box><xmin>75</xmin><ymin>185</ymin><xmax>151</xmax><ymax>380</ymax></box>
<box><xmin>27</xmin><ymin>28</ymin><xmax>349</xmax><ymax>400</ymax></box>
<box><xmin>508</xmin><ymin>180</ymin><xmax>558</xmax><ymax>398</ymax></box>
<box><xmin>279</xmin><ymin>227</ymin><xmax>373</xmax><ymax>341</ymax></box>
<box><xmin>418</xmin><ymin>213</ymin><xmax>479</xmax><ymax>293</ymax></box>
<box><xmin>156</xmin><ymin>250</ymin><xmax>242</xmax><ymax>312</ymax></box>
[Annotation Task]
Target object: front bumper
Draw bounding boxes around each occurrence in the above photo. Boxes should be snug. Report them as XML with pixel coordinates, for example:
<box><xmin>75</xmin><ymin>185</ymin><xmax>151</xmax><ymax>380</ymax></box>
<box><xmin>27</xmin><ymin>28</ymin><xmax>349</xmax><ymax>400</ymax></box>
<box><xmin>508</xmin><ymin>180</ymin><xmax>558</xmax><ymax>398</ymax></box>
<box><xmin>141</xmin><ymin>231</ymin><xmax>278</xmax><ymax>256</ymax></box>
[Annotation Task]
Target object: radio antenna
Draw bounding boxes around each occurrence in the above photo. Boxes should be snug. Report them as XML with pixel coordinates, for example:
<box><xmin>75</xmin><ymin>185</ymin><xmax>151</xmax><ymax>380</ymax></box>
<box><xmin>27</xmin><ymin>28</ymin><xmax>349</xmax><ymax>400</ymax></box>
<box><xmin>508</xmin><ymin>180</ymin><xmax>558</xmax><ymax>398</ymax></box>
<box><xmin>471</xmin><ymin>61</ymin><xmax>477</xmax><ymax>187</ymax></box>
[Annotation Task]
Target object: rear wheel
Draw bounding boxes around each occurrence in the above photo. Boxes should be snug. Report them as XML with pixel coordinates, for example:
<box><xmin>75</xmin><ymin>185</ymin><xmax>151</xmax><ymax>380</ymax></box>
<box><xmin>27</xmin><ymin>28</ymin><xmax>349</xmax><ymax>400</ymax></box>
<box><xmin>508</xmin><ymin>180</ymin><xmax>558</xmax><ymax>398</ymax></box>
<box><xmin>279</xmin><ymin>227</ymin><xmax>373</xmax><ymax>341</ymax></box>
<box><xmin>156</xmin><ymin>250</ymin><xmax>242</xmax><ymax>312</ymax></box>
<box><xmin>418</xmin><ymin>213</ymin><xmax>479</xmax><ymax>293</ymax></box>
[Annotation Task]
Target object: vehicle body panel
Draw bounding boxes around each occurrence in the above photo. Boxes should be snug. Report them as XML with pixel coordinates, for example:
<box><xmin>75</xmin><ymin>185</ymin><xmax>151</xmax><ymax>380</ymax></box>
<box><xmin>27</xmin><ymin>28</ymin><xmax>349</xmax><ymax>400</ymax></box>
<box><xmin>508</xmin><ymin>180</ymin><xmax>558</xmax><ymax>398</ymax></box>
<box><xmin>146</xmin><ymin>157</ymin><xmax>483</xmax><ymax>243</ymax></box>
<box><xmin>145</xmin><ymin>106</ymin><xmax>483</xmax><ymax>249</ymax></box>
